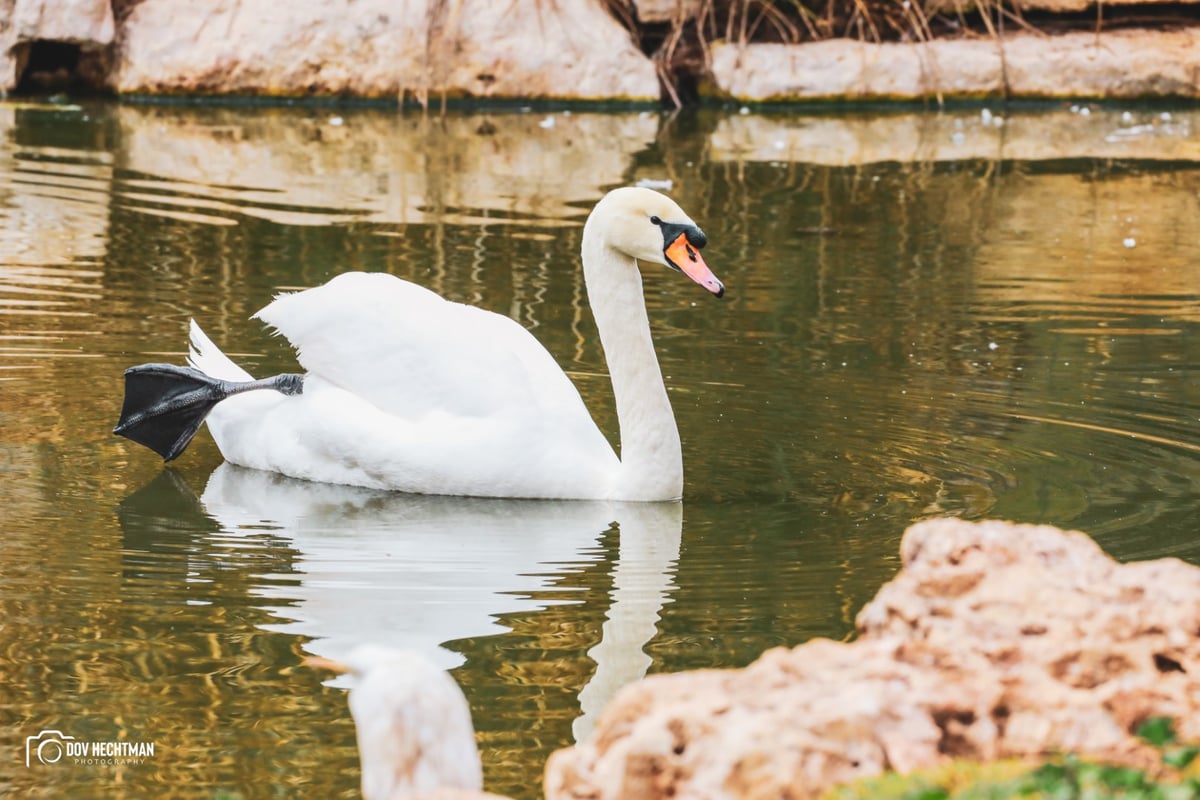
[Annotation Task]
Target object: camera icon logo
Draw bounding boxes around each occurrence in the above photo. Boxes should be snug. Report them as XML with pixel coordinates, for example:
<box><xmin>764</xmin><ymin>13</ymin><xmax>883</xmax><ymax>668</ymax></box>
<box><xmin>25</xmin><ymin>730</ymin><xmax>75</xmax><ymax>767</ymax></box>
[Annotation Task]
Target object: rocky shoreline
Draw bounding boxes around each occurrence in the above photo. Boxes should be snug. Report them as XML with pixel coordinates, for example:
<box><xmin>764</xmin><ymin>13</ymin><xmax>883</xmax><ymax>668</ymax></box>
<box><xmin>544</xmin><ymin>518</ymin><xmax>1200</xmax><ymax>799</ymax></box>
<box><xmin>3</xmin><ymin>0</ymin><xmax>1200</xmax><ymax>103</ymax></box>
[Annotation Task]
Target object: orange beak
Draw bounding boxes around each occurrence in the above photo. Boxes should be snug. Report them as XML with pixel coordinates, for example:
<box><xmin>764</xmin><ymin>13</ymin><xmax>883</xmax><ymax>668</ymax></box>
<box><xmin>665</xmin><ymin>233</ymin><xmax>724</xmax><ymax>298</ymax></box>
<box><xmin>303</xmin><ymin>655</ymin><xmax>351</xmax><ymax>675</ymax></box>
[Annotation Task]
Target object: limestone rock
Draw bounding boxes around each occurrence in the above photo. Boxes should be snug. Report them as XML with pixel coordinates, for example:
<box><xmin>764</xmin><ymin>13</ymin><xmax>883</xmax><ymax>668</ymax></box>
<box><xmin>929</xmin><ymin>0</ymin><xmax>1198</xmax><ymax>15</ymax></box>
<box><xmin>545</xmin><ymin>519</ymin><xmax>1200</xmax><ymax>799</ymax></box>
<box><xmin>708</xmin><ymin>28</ymin><xmax>1200</xmax><ymax>101</ymax></box>
<box><xmin>112</xmin><ymin>0</ymin><xmax>659</xmax><ymax>101</ymax></box>
<box><xmin>0</xmin><ymin>0</ymin><xmax>115</xmax><ymax>91</ymax></box>
<box><xmin>633</xmin><ymin>0</ymin><xmax>703</xmax><ymax>23</ymax></box>
<box><xmin>859</xmin><ymin>518</ymin><xmax>1200</xmax><ymax>750</ymax></box>
<box><xmin>9</xmin><ymin>0</ymin><xmax>113</xmax><ymax>43</ymax></box>
<box><xmin>0</xmin><ymin>4</ymin><xmax>15</xmax><ymax>94</ymax></box>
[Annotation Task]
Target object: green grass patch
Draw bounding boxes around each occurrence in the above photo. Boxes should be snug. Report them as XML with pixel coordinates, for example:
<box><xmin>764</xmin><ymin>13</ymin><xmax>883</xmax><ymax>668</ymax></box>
<box><xmin>824</xmin><ymin>718</ymin><xmax>1200</xmax><ymax>800</ymax></box>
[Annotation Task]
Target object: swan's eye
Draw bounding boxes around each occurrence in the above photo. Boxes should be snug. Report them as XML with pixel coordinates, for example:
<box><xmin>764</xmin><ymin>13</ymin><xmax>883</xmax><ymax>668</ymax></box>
<box><xmin>650</xmin><ymin>215</ymin><xmax>662</xmax><ymax>226</ymax></box>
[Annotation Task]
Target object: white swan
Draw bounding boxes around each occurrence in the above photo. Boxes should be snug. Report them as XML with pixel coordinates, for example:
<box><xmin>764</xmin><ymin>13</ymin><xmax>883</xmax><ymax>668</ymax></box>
<box><xmin>192</xmin><ymin>463</ymin><xmax>683</xmax><ymax>740</ymax></box>
<box><xmin>113</xmin><ymin>187</ymin><xmax>724</xmax><ymax>501</ymax></box>
<box><xmin>305</xmin><ymin>646</ymin><xmax>486</xmax><ymax>800</ymax></box>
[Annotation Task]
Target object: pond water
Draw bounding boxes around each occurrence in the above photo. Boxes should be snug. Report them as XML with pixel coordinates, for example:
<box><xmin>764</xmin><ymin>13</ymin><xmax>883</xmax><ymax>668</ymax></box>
<box><xmin>2</xmin><ymin>99</ymin><xmax>1198</xmax><ymax>799</ymax></box>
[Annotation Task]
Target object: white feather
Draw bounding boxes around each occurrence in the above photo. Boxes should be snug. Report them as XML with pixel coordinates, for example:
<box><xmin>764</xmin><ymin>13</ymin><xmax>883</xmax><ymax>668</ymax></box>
<box><xmin>188</xmin><ymin>187</ymin><xmax>720</xmax><ymax>500</ymax></box>
<box><xmin>188</xmin><ymin>319</ymin><xmax>252</xmax><ymax>382</ymax></box>
<box><xmin>337</xmin><ymin>646</ymin><xmax>482</xmax><ymax>800</ymax></box>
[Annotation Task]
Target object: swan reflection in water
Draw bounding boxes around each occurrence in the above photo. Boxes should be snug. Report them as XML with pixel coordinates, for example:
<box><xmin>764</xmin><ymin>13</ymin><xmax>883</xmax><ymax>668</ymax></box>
<box><xmin>190</xmin><ymin>462</ymin><xmax>681</xmax><ymax>741</ymax></box>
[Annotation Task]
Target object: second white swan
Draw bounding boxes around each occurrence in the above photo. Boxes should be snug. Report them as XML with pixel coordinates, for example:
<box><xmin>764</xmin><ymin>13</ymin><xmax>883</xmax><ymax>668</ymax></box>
<box><xmin>114</xmin><ymin>186</ymin><xmax>724</xmax><ymax>501</ymax></box>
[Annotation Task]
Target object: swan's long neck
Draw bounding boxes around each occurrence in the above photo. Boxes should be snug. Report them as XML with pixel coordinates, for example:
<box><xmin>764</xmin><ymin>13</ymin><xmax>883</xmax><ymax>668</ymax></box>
<box><xmin>582</xmin><ymin>226</ymin><xmax>683</xmax><ymax>501</ymax></box>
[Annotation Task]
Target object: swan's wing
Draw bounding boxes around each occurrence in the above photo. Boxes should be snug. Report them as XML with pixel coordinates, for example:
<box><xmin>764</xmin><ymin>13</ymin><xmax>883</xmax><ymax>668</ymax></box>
<box><xmin>253</xmin><ymin>272</ymin><xmax>581</xmax><ymax>421</ymax></box>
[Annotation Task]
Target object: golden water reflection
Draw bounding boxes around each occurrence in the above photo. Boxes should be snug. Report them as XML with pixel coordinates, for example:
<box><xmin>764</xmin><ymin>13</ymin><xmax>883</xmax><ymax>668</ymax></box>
<box><xmin>1</xmin><ymin>101</ymin><xmax>1199</xmax><ymax>799</ymax></box>
<box><xmin>710</xmin><ymin>106</ymin><xmax>1200</xmax><ymax>165</ymax></box>
<box><xmin>115</xmin><ymin>106</ymin><xmax>660</xmax><ymax>226</ymax></box>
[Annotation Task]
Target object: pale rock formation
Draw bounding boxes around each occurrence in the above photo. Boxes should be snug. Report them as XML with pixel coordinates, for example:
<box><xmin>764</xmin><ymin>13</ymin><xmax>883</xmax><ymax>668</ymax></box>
<box><xmin>708</xmin><ymin>28</ymin><xmax>1200</xmax><ymax>101</ymax></box>
<box><xmin>633</xmin><ymin>0</ymin><xmax>703</xmax><ymax>23</ymax></box>
<box><xmin>545</xmin><ymin>518</ymin><xmax>1200</xmax><ymax>799</ymax></box>
<box><xmin>0</xmin><ymin>0</ymin><xmax>114</xmax><ymax>90</ymax></box>
<box><xmin>7</xmin><ymin>0</ymin><xmax>113</xmax><ymax>43</ymax></box>
<box><xmin>4</xmin><ymin>0</ymin><xmax>1200</xmax><ymax>102</ymax></box>
<box><xmin>929</xmin><ymin>0</ymin><xmax>1197</xmax><ymax>14</ymax></box>
<box><xmin>111</xmin><ymin>0</ymin><xmax>659</xmax><ymax>102</ymax></box>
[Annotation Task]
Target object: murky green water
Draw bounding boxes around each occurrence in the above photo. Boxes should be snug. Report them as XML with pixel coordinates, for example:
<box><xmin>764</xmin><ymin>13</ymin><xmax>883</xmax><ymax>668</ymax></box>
<box><xmin>2</xmin><ymin>99</ymin><xmax>1198</xmax><ymax>798</ymax></box>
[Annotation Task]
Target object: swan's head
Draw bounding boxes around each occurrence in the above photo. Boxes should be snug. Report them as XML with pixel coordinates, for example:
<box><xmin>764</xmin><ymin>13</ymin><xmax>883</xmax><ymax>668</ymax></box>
<box><xmin>305</xmin><ymin>645</ymin><xmax>482</xmax><ymax>799</ymax></box>
<box><xmin>590</xmin><ymin>186</ymin><xmax>725</xmax><ymax>298</ymax></box>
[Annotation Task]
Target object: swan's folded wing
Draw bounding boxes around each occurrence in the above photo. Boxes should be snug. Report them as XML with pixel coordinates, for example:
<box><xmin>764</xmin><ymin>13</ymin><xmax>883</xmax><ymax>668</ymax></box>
<box><xmin>254</xmin><ymin>272</ymin><xmax>579</xmax><ymax>421</ymax></box>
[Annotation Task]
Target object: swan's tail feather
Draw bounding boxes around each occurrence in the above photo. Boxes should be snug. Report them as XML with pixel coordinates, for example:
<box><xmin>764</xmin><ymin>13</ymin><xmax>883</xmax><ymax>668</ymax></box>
<box><xmin>113</xmin><ymin>364</ymin><xmax>233</xmax><ymax>461</ymax></box>
<box><xmin>117</xmin><ymin>321</ymin><xmax>305</xmax><ymax>460</ymax></box>
<box><xmin>188</xmin><ymin>319</ymin><xmax>253</xmax><ymax>382</ymax></box>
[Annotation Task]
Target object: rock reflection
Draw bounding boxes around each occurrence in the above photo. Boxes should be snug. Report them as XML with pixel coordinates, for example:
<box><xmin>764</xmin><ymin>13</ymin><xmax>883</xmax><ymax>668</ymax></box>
<box><xmin>709</xmin><ymin>107</ymin><xmax>1200</xmax><ymax>165</ymax></box>
<box><xmin>969</xmin><ymin>171</ymin><xmax>1200</xmax><ymax>322</ymax></box>
<box><xmin>114</xmin><ymin>106</ymin><xmax>661</xmax><ymax>226</ymax></box>
<box><xmin>0</xmin><ymin>105</ymin><xmax>109</xmax><ymax>319</ymax></box>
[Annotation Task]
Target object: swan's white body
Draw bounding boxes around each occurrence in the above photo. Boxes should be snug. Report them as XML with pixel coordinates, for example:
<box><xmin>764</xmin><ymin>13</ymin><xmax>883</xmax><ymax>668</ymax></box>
<box><xmin>189</xmin><ymin>187</ymin><xmax>722</xmax><ymax>501</ymax></box>
<box><xmin>306</xmin><ymin>646</ymin><xmax>483</xmax><ymax>800</ymax></box>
